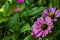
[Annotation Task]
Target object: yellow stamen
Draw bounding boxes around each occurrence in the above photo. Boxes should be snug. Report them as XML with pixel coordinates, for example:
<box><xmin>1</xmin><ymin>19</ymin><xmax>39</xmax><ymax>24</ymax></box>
<box><xmin>49</xmin><ymin>12</ymin><xmax>55</xmax><ymax>19</ymax></box>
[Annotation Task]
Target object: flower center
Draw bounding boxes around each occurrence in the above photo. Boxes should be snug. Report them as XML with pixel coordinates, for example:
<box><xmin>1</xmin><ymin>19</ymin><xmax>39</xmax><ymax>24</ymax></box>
<box><xmin>41</xmin><ymin>24</ymin><xmax>48</xmax><ymax>30</ymax></box>
<box><xmin>49</xmin><ymin>12</ymin><xmax>55</xmax><ymax>19</ymax></box>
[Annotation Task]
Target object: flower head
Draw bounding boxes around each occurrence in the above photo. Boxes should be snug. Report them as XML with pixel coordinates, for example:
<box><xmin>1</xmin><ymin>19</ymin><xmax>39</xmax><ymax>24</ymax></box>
<box><xmin>14</xmin><ymin>8</ymin><xmax>20</xmax><ymax>12</ymax></box>
<box><xmin>42</xmin><ymin>7</ymin><xmax>60</xmax><ymax>21</ymax></box>
<box><xmin>17</xmin><ymin>0</ymin><xmax>24</xmax><ymax>3</ymax></box>
<box><xmin>31</xmin><ymin>17</ymin><xmax>53</xmax><ymax>37</ymax></box>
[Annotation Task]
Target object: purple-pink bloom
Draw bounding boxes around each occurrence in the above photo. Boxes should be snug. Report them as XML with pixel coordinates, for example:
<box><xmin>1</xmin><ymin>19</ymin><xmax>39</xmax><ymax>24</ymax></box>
<box><xmin>17</xmin><ymin>0</ymin><xmax>24</xmax><ymax>3</ymax></box>
<box><xmin>42</xmin><ymin>7</ymin><xmax>60</xmax><ymax>22</ymax></box>
<box><xmin>31</xmin><ymin>17</ymin><xmax>53</xmax><ymax>37</ymax></box>
<box><xmin>14</xmin><ymin>8</ymin><xmax>20</xmax><ymax>12</ymax></box>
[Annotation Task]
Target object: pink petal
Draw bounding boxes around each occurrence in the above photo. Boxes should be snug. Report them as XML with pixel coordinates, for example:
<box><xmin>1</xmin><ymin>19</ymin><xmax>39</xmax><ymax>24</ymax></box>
<box><xmin>17</xmin><ymin>0</ymin><xmax>24</xmax><ymax>3</ymax></box>
<box><xmin>49</xmin><ymin>30</ymin><xmax>52</xmax><ymax>33</ymax></box>
<box><xmin>36</xmin><ymin>31</ymin><xmax>43</xmax><ymax>37</ymax></box>
<box><xmin>42</xmin><ymin>9</ymin><xmax>49</xmax><ymax>17</ymax></box>
<box><xmin>42</xmin><ymin>32</ymin><xmax>45</xmax><ymax>37</ymax></box>
<box><xmin>53</xmin><ymin>18</ymin><xmax>57</xmax><ymax>22</ymax></box>
<box><xmin>33</xmin><ymin>29</ymin><xmax>41</xmax><ymax>34</ymax></box>
<box><xmin>44</xmin><ymin>30</ymin><xmax>48</xmax><ymax>35</ymax></box>
<box><xmin>14</xmin><ymin>8</ymin><xmax>20</xmax><ymax>12</ymax></box>
<box><xmin>34</xmin><ymin>22</ymin><xmax>40</xmax><ymax>26</ymax></box>
<box><xmin>45</xmin><ymin>17</ymin><xmax>52</xmax><ymax>24</ymax></box>
<box><xmin>37</xmin><ymin>17</ymin><xmax>44</xmax><ymax>24</ymax></box>
<box><xmin>55</xmin><ymin>10</ymin><xmax>60</xmax><ymax>17</ymax></box>
<box><xmin>47</xmin><ymin>26</ymin><xmax>52</xmax><ymax>30</ymax></box>
<box><xmin>48</xmin><ymin>7</ymin><xmax>56</xmax><ymax>13</ymax></box>
<box><xmin>47</xmin><ymin>27</ymin><xmax>52</xmax><ymax>33</ymax></box>
<box><xmin>48</xmin><ymin>22</ymin><xmax>53</xmax><ymax>28</ymax></box>
<box><xmin>32</xmin><ymin>24</ymin><xmax>39</xmax><ymax>29</ymax></box>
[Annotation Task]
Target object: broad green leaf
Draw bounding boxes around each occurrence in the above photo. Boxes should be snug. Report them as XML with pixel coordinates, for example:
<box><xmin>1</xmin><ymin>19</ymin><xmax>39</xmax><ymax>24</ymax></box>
<box><xmin>20</xmin><ymin>11</ymin><xmax>28</xmax><ymax>17</ymax></box>
<box><xmin>4</xmin><ymin>3</ymin><xmax>16</xmax><ymax>17</ymax></box>
<box><xmin>24</xmin><ymin>35</ymin><xmax>38</xmax><ymax>40</ymax></box>
<box><xmin>28</xmin><ymin>6</ymin><xmax>46</xmax><ymax>16</ymax></box>
<box><xmin>11</xmin><ymin>33</ymin><xmax>19</xmax><ymax>40</ymax></box>
<box><xmin>0</xmin><ymin>17</ymin><xmax>8</xmax><ymax>23</ymax></box>
<box><xmin>8</xmin><ymin>0</ymin><xmax>12</xmax><ymax>3</ymax></box>
<box><xmin>19</xmin><ymin>3</ymin><xmax>26</xmax><ymax>11</ymax></box>
<box><xmin>9</xmin><ymin>13</ymin><xmax>19</xmax><ymax>24</ymax></box>
<box><xmin>4</xmin><ymin>35</ymin><xmax>11</xmax><ymax>40</ymax></box>
<box><xmin>7</xmin><ymin>13</ymin><xmax>20</xmax><ymax>32</ymax></box>
<box><xmin>20</xmin><ymin>6</ymin><xmax>45</xmax><ymax>17</ymax></box>
<box><xmin>20</xmin><ymin>23</ymin><xmax>31</xmax><ymax>33</ymax></box>
<box><xmin>4</xmin><ymin>33</ymin><xmax>18</xmax><ymax>40</ymax></box>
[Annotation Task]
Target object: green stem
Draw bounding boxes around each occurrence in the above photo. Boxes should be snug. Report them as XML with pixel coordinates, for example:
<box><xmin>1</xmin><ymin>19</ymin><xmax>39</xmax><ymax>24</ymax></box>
<box><xmin>53</xmin><ymin>0</ymin><xmax>59</xmax><ymax>9</ymax></box>
<box><xmin>24</xmin><ymin>0</ymin><xmax>29</xmax><ymax>16</ymax></box>
<box><xmin>56</xmin><ymin>0</ymin><xmax>59</xmax><ymax>9</ymax></box>
<box><xmin>49</xmin><ymin>0</ymin><xmax>53</xmax><ymax>8</ymax></box>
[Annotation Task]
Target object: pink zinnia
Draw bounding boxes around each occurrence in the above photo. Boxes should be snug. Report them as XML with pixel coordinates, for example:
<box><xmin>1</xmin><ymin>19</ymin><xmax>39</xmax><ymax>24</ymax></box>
<box><xmin>17</xmin><ymin>0</ymin><xmax>24</xmax><ymax>3</ymax></box>
<box><xmin>31</xmin><ymin>17</ymin><xmax>53</xmax><ymax>37</ymax></box>
<box><xmin>42</xmin><ymin>7</ymin><xmax>60</xmax><ymax>22</ymax></box>
<box><xmin>14</xmin><ymin>8</ymin><xmax>20</xmax><ymax>12</ymax></box>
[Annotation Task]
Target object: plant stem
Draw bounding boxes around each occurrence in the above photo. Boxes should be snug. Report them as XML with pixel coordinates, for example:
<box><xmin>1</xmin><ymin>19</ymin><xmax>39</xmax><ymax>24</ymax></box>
<box><xmin>49</xmin><ymin>0</ymin><xmax>53</xmax><ymax>8</ymax></box>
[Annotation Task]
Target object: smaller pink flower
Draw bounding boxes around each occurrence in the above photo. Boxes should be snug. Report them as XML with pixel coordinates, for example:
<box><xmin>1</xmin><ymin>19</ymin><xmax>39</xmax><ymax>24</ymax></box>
<box><xmin>42</xmin><ymin>7</ymin><xmax>60</xmax><ymax>22</ymax></box>
<box><xmin>14</xmin><ymin>8</ymin><xmax>20</xmax><ymax>12</ymax></box>
<box><xmin>17</xmin><ymin>0</ymin><xmax>24</xmax><ymax>3</ymax></box>
<box><xmin>31</xmin><ymin>17</ymin><xmax>53</xmax><ymax>37</ymax></box>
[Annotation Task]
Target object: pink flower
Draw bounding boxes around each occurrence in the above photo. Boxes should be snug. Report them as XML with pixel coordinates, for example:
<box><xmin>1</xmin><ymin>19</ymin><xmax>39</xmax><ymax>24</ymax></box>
<box><xmin>31</xmin><ymin>17</ymin><xmax>53</xmax><ymax>37</ymax></box>
<box><xmin>14</xmin><ymin>8</ymin><xmax>20</xmax><ymax>12</ymax></box>
<box><xmin>42</xmin><ymin>7</ymin><xmax>60</xmax><ymax>22</ymax></box>
<box><xmin>17</xmin><ymin>0</ymin><xmax>24</xmax><ymax>3</ymax></box>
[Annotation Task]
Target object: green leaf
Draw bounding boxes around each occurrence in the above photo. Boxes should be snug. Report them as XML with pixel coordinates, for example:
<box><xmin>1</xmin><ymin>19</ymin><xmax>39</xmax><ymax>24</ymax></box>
<box><xmin>53</xmin><ymin>0</ymin><xmax>60</xmax><ymax>9</ymax></box>
<box><xmin>20</xmin><ymin>6</ymin><xmax>45</xmax><ymax>17</ymax></box>
<box><xmin>20</xmin><ymin>23</ymin><xmax>31</xmax><ymax>33</ymax></box>
<box><xmin>4</xmin><ymin>36</ymin><xmax>11</xmax><ymax>40</ymax></box>
<box><xmin>9</xmin><ymin>13</ymin><xmax>19</xmax><ymax>24</ymax></box>
<box><xmin>8</xmin><ymin>0</ymin><xmax>12</xmax><ymax>3</ymax></box>
<box><xmin>28</xmin><ymin>6</ymin><xmax>46</xmax><ymax>16</ymax></box>
<box><xmin>19</xmin><ymin>3</ymin><xmax>26</xmax><ymax>11</ymax></box>
<box><xmin>7</xmin><ymin>13</ymin><xmax>20</xmax><ymax>32</ymax></box>
<box><xmin>0</xmin><ymin>17</ymin><xmax>8</xmax><ymax>23</ymax></box>
<box><xmin>4</xmin><ymin>33</ymin><xmax>18</xmax><ymax>40</ymax></box>
<box><xmin>45</xmin><ymin>30</ymin><xmax>60</xmax><ymax>40</ymax></box>
<box><xmin>4</xmin><ymin>3</ymin><xmax>16</xmax><ymax>17</ymax></box>
<box><xmin>24</xmin><ymin>35</ymin><xmax>38</xmax><ymax>40</ymax></box>
<box><xmin>11</xmin><ymin>33</ymin><xmax>19</xmax><ymax>40</ymax></box>
<box><xmin>20</xmin><ymin>11</ymin><xmax>28</xmax><ymax>17</ymax></box>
